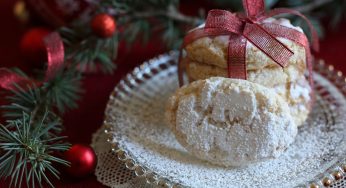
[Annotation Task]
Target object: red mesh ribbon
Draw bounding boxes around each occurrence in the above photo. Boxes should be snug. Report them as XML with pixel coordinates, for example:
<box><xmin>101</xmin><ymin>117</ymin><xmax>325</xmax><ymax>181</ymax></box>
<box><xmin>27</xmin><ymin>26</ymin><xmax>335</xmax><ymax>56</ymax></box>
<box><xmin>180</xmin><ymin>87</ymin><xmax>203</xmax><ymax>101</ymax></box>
<box><xmin>178</xmin><ymin>0</ymin><xmax>319</xmax><ymax>87</ymax></box>
<box><xmin>0</xmin><ymin>32</ymin><xmax>64</xmax><ymax>90</ymax></box>
<box><xmin>243</xmin><ymin>0</ymin><xmax>265</xmax><ymax>18</ymax></box>
<box><xmin>228</xmin><ymin>34</ymin><xmax>247</xmax><ymax>79</ymax></box>
<box><xmin>0</xmin><ymin>69</ymin><xmax>32</xmax><ymax>90</ymax></box>
<box><xmin>44</xmin><ymin>32</ymin><xmax>65</xmax><ymax>81</ymax></box>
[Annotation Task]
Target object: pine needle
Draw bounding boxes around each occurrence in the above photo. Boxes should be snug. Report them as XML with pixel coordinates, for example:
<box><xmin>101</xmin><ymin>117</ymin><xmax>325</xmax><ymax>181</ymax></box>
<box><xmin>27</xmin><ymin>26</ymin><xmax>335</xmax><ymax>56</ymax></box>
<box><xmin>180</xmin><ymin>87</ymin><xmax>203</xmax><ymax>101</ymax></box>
<box><xmin>0</xmin><ymin>112</ymin><xmax>70</xmax><ymax>188</ymax></box>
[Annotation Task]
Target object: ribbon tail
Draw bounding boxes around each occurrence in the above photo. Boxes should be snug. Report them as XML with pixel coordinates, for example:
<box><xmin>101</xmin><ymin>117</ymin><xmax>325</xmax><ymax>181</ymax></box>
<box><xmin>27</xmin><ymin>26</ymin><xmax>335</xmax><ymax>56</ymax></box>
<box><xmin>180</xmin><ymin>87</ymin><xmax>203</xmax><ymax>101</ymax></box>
<box><xmin>44</xmin><ymin>32</ymin><xmax>65</xmax><ymax>82</ymax></box>
<box><xmin>228</xmin><ymin>35</ymin><xmax>247</xmax><ymax>79</ymax></box>
<box><xmin>262</xmin><ymin>23</ymin><xmax>314</xmax><ymax>94</ymax></box>
<box><xmin>242</xmin><ymin>0</ymin><xmax>265</xmax><ymax>18</ymax></box>
<box><xmin>0</xmin><ymin>68</ymin><xmax>34</xmax><ymax>91</ymax></box>
<box><xmin>262</xmin><ymin>23</ymin><xmax>314</xmax><ymax>97</ymax></box>
<box><xmin>262</xmin><ymin>8</ymin><xmax>320</xmax><ymax>52</ymax></box>
<box><xmin>0</xmin><ymin>32</ymin><xmax>64</xmax><ymax>92</ymax></box>
<box><xmin>243</xmin><ymin>23</ymin><xmax>294</xmax><ymax>67</ymax></box>
<box><xmin>262</xmin><ymin>8</ymin><xmax>318</xmax><ymax>102</ymax></box>
<box><xmin>306</xmin><ymin>44</ymin><xmax>314</xmax><ymax>95</ymax></box>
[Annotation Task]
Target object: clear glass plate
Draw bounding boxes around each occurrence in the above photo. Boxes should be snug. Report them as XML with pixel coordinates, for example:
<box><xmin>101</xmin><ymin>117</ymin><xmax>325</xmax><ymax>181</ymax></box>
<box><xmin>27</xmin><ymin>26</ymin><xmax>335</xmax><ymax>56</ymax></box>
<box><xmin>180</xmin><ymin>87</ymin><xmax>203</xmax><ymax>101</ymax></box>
<box><xmin>104</xmin><ymin>51</ymin><xmax>346</xmax><ymax>188</ymax></box>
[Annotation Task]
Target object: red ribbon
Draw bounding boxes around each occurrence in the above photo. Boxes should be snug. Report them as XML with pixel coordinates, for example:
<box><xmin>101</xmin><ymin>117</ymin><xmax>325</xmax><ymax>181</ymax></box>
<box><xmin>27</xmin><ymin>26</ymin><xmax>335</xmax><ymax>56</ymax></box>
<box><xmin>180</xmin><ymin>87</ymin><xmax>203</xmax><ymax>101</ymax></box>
<box><xmin>44</xmin><ymin>32</ymin><xmax>65</xmax><ymax>81</ymax></box>
<box><xmin>0</xmin><ymin>32</ymin><xmax>64</xmax><ymax>90</ymax></box>
<box><xmin>178</xmin><ymin>0</ymin><xmax>319</xmax><ymax>86</ymax></box>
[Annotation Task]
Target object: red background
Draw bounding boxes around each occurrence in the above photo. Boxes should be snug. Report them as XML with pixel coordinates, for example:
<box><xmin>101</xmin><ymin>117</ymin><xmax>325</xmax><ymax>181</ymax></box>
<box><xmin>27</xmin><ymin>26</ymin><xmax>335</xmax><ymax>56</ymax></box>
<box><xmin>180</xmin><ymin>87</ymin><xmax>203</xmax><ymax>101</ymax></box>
<box><xmin>1</xmin><ymin>0</ymin><xmax>346</xmax><ymax>187</ymax></box>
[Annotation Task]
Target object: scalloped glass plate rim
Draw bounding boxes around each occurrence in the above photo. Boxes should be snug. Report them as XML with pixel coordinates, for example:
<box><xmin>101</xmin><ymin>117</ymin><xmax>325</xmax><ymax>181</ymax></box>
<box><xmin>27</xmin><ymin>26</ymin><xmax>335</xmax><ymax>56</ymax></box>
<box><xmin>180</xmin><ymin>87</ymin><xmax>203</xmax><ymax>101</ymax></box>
<box><xmin>103</xmin><ymin>51</ymin><xmax>346</xmax><ymax>188</ymax></box>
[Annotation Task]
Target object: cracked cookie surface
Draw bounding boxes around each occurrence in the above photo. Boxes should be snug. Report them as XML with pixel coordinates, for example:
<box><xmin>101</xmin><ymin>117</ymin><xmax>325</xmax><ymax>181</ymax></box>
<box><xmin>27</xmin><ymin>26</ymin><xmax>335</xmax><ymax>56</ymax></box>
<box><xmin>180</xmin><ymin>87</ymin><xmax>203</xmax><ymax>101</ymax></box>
<box><xmin>182</xmin><ymin>18</ymin><xmax>312</xmax><ymax>127</ymax></box>
<box><xmin>166</xmin><ymin>77</ymin><xmax>298</xmax><ymax>167</ymax></box>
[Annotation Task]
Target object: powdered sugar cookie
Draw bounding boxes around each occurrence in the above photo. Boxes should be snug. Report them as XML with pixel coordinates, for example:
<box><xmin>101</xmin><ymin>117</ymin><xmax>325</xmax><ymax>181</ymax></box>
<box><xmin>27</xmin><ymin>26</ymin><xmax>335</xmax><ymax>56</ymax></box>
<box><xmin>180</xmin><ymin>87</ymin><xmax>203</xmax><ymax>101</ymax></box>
<box><xmin>186</xmin><ymin>61</ymin><xmax>312</xmax><ymax>126</ymax></box>
<box><xmin>186</xmin><ymin>61</ymin><xmax>305</xmax><ymax>88</ymax></box>
<box><xmin>166</xmin><ymin>77</ymin><xmax>297</xmax><ymax>167</ymax></box>
<box><xmin>273</xmin><ymin>76</ymin><xmax>312</xmax><ymax>126</ymax></box>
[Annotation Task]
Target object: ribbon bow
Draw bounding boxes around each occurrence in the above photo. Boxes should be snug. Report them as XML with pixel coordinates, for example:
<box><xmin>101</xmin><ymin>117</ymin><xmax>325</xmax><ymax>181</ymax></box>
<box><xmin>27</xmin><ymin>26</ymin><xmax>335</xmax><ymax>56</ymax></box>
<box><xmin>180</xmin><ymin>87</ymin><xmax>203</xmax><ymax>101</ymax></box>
<box><xmin>0</xmin><ymin>32</ymin><xmax>64</xmax><ymax>91</ymax></box>
<box><xmin>179</xmin><ymin>0</ymin><xmax>319</xmax><ymax>86</ymax></box>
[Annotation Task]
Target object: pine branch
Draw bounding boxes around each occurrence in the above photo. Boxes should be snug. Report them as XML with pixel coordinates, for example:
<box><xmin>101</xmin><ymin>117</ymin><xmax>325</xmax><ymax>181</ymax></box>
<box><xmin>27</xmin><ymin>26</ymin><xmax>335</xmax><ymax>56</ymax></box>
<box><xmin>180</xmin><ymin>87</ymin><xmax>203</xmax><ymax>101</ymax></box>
<box><xmin>101</xmin><ymin>0</ymin><xmax>203</xmax><ymax>49</ymax></box>
<box><xmin>1</xmin><ymin>68</ymin><xmax>82</xmax><ymax>119</ymax></box>
<box><xmin>43</xmin><ymin>69</ymin><xmax>83</xmax><ymax>113</ymax></box>
<box><xmin>0</xmin><ymin>112</ymin><xmax>70</xmax><ymax>188</ymax></box>
<box><xmin>2</xmin><ymin>1</ymin><xmax>200</xmax><ymax>187</ymax></box>
<box><xmin>59</xmin><ymin>27</ymin><xmax>118</xmax><ymax>74</ymax></box>
<box><xmin>129</xmin><ymin>4</ymin><xmax>202</xmax><ymax>25</ymax></box>
<box><xmin>1</xmin><ymin>83</ymin><xmax>41</xmax><ymax>119</ymax></box>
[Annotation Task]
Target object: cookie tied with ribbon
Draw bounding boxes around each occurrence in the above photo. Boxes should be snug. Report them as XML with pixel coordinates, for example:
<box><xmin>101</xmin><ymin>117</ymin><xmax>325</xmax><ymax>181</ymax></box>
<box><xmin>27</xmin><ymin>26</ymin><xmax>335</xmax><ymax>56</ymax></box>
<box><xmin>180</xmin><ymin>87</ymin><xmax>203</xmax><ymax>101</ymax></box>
<box><xmin>178</xmin><ymin>0</ymin><xmax>319</xmax><ymax>86</ymax></box>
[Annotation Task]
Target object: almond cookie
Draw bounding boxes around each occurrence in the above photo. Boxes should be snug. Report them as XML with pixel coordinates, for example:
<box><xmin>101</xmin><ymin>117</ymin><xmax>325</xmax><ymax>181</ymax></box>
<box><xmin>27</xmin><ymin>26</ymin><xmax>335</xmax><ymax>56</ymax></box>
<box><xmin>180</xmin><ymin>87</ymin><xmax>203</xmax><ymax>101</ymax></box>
<box><xmin>166</xmin><ymin>77</ymin><xmax>297</xmax><ymax>167</ymax></box>
<box><xmin>186</xmin><ymin>61</ymin><xmax>305</xmax><ymax>88</ymax></box>
<box><xmin>273</xmin><ymin>76</ymin><xmax>312</xmax><ymax>126</ymax></box>
<box><xmin>187</xmin><ymin>61</ymin><xmax>312</xmax><ymax>126</ymax></box>
<box><xmin>184</xmin><ymin>18</ymin><xmax>306</xmax><ymax>71</ymax></box>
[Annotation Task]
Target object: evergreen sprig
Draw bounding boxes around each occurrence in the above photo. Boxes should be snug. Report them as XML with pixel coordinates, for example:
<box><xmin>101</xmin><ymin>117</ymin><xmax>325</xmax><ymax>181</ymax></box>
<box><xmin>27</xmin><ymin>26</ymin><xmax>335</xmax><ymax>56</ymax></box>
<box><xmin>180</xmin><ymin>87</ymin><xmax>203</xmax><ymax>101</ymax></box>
<box><xmin>100</xmin><ymin>0</ymin><xmax>203</xmax><ymax>49</ymax></box>
<box><xmin>1</xmin><ymin>68</ymin><xmax>82</xmax><ymax>118</ymax></box>
<box><xmin>0</xmin><ymin>112</ymin><xmax>70</xmax><ymax>188</ymax></box>
<box><xmin>59</xmin><ymin>27</ymin><xmax>118</xmax><ymax>74</ymax></box>
<box><xmin>43</xmin><ymin>69</ymin><xmax>82</xmax><ymax>113</ymax></box>
<box><xmin>1</xmin><ymin>83</ymin><xmax>41</xmax><ymax>119</ymax></box>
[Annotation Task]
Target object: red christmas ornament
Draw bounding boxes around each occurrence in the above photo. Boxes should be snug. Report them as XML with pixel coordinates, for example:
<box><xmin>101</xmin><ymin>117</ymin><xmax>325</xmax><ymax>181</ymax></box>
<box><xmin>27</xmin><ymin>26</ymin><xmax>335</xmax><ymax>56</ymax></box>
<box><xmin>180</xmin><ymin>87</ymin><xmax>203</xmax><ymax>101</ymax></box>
<box><xmin>20</xmin><ymin>27</ymin><xmax>52</xmax><ymax>67</ymax></box>
<box><xmin>91</xmin><ymin>13</ymin><xmax>116</xmax><ymax>38</ymax></box>
<box><xmin>63</xmin><ymin>144</ymin><xmax>97</xmax><ymax>177</ymax></box>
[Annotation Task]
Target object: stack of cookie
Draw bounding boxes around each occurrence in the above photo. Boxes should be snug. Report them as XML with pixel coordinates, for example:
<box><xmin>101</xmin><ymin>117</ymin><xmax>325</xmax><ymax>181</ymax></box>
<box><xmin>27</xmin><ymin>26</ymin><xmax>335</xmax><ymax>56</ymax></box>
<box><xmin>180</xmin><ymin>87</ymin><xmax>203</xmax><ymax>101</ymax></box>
<box><xmin>183</xmin><ymin>18</ymin><xmax>312</xmax><ymax>126</ymax></box>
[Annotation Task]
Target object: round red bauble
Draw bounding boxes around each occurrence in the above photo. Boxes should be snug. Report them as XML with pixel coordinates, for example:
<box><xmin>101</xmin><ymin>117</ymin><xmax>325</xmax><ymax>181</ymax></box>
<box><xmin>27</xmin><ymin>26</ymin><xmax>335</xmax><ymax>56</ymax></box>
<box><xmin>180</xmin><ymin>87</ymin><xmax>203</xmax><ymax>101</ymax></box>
<box><xmin>63</xmin><ymin>144</ymin><xmax>97</xmax><ymax>177</ymax></box>
<box><xmin>91</xmin><ymin>13</ymin><xmax>116</xmax><ymax>38</ymax></box>
<box><xmin>20</xmin><ymin>27</ymin><xmax>52</xmax><ymax>67</ymax></box>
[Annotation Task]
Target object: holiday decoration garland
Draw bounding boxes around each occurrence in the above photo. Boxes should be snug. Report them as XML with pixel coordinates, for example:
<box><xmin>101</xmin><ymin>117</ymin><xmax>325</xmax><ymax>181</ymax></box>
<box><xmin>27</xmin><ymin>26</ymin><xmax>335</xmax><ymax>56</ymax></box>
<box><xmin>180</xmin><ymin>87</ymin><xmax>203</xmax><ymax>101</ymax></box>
<box><xmin>0</xmin><ymin>1</ymin><xmax>203</xmax><ymax>186</ymax></box>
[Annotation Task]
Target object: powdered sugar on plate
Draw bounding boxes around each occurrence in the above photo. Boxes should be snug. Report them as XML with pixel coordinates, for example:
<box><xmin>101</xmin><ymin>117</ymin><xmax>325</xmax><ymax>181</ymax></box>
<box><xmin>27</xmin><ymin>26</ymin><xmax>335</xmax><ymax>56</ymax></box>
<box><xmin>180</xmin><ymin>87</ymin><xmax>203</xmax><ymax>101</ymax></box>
<box><xmin>107</xmin><ymin>61</ymin><xmax>346</xmax><ymax>188</ymax></box>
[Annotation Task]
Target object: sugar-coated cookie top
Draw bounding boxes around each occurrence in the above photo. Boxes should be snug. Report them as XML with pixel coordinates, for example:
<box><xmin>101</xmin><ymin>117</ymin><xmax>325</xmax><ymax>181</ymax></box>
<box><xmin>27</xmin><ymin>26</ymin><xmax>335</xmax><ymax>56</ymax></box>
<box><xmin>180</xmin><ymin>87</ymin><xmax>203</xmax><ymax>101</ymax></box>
<box><xmin>166</xmin><ymin>77</ymin><xmax>298</xmax><ymax>167</ymax></box>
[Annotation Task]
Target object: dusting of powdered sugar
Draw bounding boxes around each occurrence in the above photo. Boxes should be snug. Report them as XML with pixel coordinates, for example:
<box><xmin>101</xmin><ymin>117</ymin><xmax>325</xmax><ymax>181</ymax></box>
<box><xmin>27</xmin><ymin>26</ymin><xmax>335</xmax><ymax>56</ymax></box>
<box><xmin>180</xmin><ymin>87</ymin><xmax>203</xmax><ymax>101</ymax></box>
<box><xmin>109</xmin><ymin>71</ymin><xmax>346</xmax><ymax>188</ymax></box>
<box><xmin>170</xmin><ymin>78</ymin><xmax>297</xmax><ymax>167</ymax></box>
<box><xmin>272</xmin><ymin>79</ymin><xmax>312</xmax><ymax>124</ymax></box>
<box><xmin>289</xmin><ymin>80</ymin><xmax>311</xmax><ymax>101</ymax></box>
